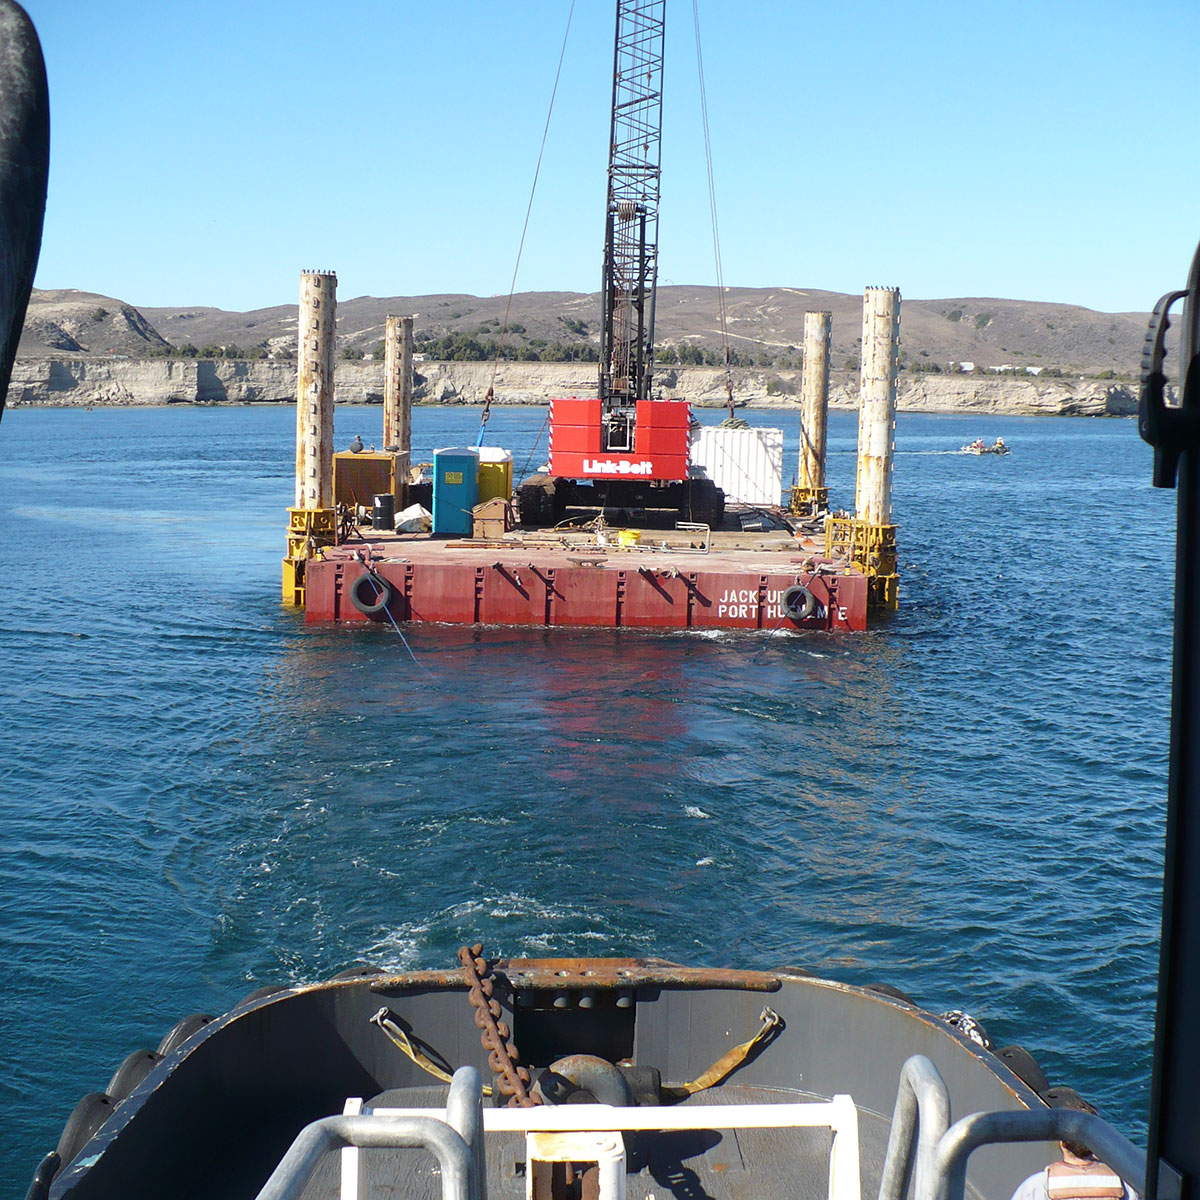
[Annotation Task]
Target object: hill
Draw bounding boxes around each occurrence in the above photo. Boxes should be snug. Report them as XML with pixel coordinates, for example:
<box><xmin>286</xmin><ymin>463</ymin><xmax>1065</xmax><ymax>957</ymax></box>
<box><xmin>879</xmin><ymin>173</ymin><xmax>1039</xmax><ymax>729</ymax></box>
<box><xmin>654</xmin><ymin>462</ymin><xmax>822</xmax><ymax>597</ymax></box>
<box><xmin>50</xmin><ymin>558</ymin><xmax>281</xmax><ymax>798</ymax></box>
<box><xmin>17</xmin><ymin>285</ymin><xmax>1150</xmax><ymax>378</ymax></box>
<box><xmin>20</xmin><ymin>288</ymin><xmax>171</xmax><ymax>357</ymax></box>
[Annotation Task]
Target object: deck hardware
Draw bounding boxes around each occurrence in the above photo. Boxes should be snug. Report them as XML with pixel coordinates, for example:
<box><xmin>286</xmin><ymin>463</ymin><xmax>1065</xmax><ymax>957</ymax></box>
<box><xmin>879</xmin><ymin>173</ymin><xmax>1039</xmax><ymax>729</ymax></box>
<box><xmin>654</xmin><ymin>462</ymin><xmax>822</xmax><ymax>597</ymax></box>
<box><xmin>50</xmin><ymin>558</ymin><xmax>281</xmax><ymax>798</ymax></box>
<box><xmin>459</xmin><ymin>944</ymin><xmax>540</xmax><ymax>1108</ymax></box>
<box><xmin>662</xmin><ymin>1006</ymin><xmax>783</xmax><ymax>1099</ymax></box>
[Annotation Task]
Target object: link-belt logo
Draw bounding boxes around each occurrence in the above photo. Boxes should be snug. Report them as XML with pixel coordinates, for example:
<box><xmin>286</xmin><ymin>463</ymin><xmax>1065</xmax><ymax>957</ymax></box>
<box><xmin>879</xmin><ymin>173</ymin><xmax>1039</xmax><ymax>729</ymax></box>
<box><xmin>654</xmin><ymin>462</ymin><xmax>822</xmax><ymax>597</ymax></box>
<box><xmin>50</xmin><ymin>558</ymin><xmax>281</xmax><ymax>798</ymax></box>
<box><xmin>581</xmin><ymin>458</ymin><xmax>653</xmax><ymax>475</ymax></box>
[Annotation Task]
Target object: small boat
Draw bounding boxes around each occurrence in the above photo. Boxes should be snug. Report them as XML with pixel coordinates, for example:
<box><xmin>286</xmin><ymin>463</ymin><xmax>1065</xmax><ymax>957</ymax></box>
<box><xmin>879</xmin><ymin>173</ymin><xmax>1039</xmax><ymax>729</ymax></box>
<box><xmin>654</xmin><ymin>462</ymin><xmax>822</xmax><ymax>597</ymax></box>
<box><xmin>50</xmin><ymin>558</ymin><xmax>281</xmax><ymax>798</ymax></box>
<box><xmin>960</xmin><ymin>440</ymin><xmax>1010</xmax><ymax>456</ymax></box>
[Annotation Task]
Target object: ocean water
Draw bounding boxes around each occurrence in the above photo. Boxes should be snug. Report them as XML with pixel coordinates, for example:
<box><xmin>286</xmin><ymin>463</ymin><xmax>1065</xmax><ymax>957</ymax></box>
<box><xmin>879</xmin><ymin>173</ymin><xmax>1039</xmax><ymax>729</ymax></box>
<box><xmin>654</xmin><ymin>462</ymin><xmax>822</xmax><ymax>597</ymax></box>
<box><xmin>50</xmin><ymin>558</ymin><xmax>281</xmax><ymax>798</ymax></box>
<box><xmin>0</xmin><ymin>402</ymin><xmax>1174</xmax><ymax>1192</ymax></box>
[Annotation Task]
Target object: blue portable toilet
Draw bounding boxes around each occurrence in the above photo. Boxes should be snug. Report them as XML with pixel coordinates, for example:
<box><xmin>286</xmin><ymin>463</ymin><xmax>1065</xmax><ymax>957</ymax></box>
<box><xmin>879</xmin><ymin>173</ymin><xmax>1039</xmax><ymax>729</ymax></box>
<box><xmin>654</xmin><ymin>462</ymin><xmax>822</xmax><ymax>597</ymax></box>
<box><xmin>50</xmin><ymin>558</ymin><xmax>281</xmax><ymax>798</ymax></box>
<box><xmin>432</xmin><ymin>447</ymin><xmax>480</xmax><ymax>536</ymax></box>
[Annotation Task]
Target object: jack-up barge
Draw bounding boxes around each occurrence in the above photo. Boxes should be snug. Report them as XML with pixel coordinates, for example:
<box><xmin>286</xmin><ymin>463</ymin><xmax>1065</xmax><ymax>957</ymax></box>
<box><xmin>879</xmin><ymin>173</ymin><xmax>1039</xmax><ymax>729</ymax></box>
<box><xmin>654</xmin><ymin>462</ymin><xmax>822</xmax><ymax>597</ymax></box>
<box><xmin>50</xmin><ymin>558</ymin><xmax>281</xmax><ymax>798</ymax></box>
<box><xmin>283</xmin><ymin>0</ymin><xmax>900</xmax><ymax>634</ymax></box>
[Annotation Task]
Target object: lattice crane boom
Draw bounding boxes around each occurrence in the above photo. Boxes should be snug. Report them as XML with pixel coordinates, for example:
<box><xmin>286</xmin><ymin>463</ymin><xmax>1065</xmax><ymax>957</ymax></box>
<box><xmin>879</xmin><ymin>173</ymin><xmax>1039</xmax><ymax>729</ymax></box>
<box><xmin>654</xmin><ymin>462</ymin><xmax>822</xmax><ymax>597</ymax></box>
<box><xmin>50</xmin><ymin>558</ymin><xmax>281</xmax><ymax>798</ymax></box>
<box><xmin>526</xmin><ymin>0</ymin><xmax>722</xmax><ymax>528</ymax></box>
<box><xmin>599</xmin><ymin>0</ymin><xmax>665</xmax><ymax>422</ymax></box>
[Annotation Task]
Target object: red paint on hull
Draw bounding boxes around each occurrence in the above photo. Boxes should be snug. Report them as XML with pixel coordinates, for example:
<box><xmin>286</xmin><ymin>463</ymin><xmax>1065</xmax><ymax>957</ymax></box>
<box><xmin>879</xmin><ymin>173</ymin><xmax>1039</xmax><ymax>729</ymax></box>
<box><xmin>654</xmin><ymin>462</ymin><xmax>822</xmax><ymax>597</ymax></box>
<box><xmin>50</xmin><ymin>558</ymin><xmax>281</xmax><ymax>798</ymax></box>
<box><xmin>304</xmin><ymin>539</ymin><xmax>868</xmax><ymax>632</ymax></box>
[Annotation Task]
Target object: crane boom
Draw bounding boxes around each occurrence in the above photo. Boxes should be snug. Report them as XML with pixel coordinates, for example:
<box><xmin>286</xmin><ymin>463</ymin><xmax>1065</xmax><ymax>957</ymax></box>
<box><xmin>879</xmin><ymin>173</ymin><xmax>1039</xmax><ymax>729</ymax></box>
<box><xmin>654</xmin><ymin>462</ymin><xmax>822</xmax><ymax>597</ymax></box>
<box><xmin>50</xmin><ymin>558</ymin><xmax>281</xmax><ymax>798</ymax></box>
<box><xmin>522</xmin><ymin>0</ymin><xmax>723</xmax><ymax>530</ymax></box>
<box><xmin>599</xmin><ymin>0</ymin><xmax>665</xmax><ymax>427</ymax></box>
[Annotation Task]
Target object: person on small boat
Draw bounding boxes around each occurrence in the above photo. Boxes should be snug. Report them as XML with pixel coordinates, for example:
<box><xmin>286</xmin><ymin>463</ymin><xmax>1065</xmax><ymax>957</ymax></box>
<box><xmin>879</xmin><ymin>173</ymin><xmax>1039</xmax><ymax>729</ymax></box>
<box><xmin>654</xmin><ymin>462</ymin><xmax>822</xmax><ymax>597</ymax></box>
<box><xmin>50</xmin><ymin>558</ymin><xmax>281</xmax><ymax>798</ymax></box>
<box><xmin>1009</xmin><ymin>1091</ymin><xmax>1138</xmax><ymax>1200</ymax></box>
<box><xmin>971</xmin><ymin>438</ymin><xmax>986</xmax><ymax>451</ymax></box>
<box><xmin>995</xmin><ymin>437</ymin><xmax>1007</xmax><ymax>451</ymax></box>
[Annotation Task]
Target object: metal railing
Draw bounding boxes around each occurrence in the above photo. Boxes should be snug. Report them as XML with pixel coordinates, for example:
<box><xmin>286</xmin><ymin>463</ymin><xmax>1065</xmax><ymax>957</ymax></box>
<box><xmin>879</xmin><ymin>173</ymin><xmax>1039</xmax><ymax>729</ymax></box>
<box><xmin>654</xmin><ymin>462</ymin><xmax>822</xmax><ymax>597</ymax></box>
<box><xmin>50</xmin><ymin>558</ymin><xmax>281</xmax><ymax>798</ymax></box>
<box><xmin>878</xmin><ymin>1055</ymin><xmax>952</xmax><ymax>1200</ymax></box>
<box><xmin>260</xmin><ymin>1066</ymin><xmax>862</xmax><ymax>1200</ymax></box>
<box><xmin>255</xmin><ymin>1067</ymin><xmax>487</xmax><ymax>1200</ymax></box>
<box><xmin>878</xmin><ymin>1056</ymin><xmax>1147</xmax><ymax>1200</ymax></box>
<box><xmin>926</xmin><ymin>1109</ymin><xmax>1146</xmax><ymax>1200</ymax></box>
<box><xmin>369</xmin><ymin>1092</ymin><xmax>861</xmax><ymax>1200</ymax></box>
<box><xmin>257</xmin><ymin>1055</ymin><xmax>1147</xmax><ymax>1200</ymax></box>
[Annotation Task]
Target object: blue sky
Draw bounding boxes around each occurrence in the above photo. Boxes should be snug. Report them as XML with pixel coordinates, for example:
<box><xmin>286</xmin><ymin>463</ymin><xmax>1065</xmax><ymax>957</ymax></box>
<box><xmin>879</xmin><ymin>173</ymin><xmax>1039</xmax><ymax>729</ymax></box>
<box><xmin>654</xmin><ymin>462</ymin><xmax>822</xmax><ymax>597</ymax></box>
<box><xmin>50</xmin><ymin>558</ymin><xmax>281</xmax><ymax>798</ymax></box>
<box><xmin>22</xmin><ymin>0</ymin><xmax>1200</xmax><ymax>314</ymax></box>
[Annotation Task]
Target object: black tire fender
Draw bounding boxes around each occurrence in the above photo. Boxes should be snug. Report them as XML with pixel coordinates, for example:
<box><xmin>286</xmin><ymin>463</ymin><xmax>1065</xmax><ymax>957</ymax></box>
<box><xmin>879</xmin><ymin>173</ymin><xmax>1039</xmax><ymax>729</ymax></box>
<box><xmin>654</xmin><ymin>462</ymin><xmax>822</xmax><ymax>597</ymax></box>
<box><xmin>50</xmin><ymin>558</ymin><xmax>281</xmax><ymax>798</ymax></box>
<box><xmin>234</xmin><ymin>984</ymin><xmax>287</xmax><ymax>1009</ymax></box>
<box><xmin>106</xmin><ymin>1049</ymin><xmax>162</xmax><ymax>1100</ymax></box>
<box><xmin>350</xmin><ymin>570</ymin><xmax>392</xmax><ymax>616</ymax></box>
<box><xmin>994</xmin><ymin>1045</ymin><xmax>1049</xmax><ymax>1094</ymax></box>
<box><xmin>864</xmin><ymin>982</ymin><xmax>919</xmax><ymax>1008</ymax></box>
<box><xmin>330</xmin><ymin>963</ymin><xmax>386</xmax><ymax>981</ymax></box>
<box><xmin>783</xmin><ymin>583</ymin><xmax>817</xmax><ymax>621</ymax></box>
<box><xmin>55</xmin><ymin>1093</ymin><xmax>114</xmax><ymax>1171</ymax></box>
<box><xmin>156</xmin><ymin>1013</ymin><xmax>214</xmax><ymax>1057</ymax></box>
<box><xmin>24</xmin><ymin>1150</ymin><xmax>60</xmax><ymax>1199</ymax></box>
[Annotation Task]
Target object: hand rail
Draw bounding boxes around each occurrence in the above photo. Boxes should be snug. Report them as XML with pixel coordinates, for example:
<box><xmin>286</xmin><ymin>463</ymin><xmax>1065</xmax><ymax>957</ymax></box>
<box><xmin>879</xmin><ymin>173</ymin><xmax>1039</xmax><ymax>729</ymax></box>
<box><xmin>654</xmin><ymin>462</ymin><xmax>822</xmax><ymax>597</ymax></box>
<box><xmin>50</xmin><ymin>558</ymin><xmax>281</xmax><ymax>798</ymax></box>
<box><xmin>254</xmin><ymin>1114</ymin><xmax>474</xmax><ymax>1200</ymax></box>
<box><xmin>369</xmin><ymin>1095</ymin><xmax>862</xmax><ymax>1200</ymax></box>
<box><xmin>920</xmin><ymin>1109</ymin><xmax>1147</xmax><ymax>1200</ymax></box>
<box><xmin>444</xmin><ymin>1067</ymin><xmax>487</xmax><ymax>1200</ymax></box>
<box><xmin>261</xmin><ymin>1069</ymin><xmax>862</xmax><ymax>1200</ymax></box>
<box><xmin>877</xmin><ymin>1055</ymin><xmax>951</xmax><ymax>1200</ymax></box>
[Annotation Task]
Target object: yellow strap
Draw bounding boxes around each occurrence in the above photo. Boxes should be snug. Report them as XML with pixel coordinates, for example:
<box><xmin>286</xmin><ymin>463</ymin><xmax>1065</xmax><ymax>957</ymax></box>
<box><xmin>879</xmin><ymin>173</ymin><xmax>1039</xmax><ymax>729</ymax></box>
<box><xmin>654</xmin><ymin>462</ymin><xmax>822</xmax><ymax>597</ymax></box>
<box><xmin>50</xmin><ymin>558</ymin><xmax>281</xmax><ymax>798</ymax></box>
<box><xmin>663</xmin><ymin>1006</ymin><xmax>782</xmax><ymax>1099</ymax></box>
<box><xmin>371</xmin><ymin>1008</ymin><xmax>493</xmax><ymax>1096</ymax></box>
<box><xmin>373</xmin><ymin>1004</ymin><xmax>780</xmax><ymax>1104</ymax></box>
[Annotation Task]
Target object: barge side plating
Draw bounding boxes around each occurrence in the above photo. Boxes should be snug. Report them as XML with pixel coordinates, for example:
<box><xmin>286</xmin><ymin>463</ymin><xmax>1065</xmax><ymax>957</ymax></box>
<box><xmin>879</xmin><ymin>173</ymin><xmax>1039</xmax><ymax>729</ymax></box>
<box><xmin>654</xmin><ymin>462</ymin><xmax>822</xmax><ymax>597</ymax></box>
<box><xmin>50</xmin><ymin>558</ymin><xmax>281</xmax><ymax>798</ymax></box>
<box><xmin>304</xmin><ymin>534</ymin><xmax>868</xmax><ymax>632</ymax></box>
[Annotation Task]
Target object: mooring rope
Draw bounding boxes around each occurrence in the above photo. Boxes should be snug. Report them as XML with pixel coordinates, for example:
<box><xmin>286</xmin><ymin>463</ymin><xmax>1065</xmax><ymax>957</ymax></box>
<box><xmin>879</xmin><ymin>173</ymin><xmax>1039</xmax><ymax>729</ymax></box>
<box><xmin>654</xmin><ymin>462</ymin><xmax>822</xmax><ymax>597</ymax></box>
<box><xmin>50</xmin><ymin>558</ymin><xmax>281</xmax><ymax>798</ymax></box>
<box><xmin>356</xmin><ymin>555</ymin><xmax>428</xmax><ymax>672</ymax></box>
<box><xmin>751</xmin><ymin>611</ymin><xmax>795</xmax><ymax>664</ymax></box>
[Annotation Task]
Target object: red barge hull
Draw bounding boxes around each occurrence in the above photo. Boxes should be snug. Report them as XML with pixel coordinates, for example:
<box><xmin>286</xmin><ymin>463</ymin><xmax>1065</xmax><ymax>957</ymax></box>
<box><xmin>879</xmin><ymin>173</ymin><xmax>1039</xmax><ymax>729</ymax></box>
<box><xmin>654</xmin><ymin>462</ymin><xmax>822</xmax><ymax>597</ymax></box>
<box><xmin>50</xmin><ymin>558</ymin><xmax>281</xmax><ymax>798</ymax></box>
<box><xmin>304</xmin><ymin>535</ymin><xmax>868</xmax><ymax>632</ymax></box>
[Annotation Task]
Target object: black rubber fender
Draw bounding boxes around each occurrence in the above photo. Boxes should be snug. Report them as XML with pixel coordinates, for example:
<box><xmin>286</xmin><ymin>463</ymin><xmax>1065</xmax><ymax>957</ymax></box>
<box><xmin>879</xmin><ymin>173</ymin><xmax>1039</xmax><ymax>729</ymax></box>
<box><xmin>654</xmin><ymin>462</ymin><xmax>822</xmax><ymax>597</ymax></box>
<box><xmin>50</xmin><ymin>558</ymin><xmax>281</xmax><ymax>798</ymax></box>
<box><xmin>994</xmin><ymin>1044</ymin><xmax>1049</xmax><ymax>1094</ymax></box>
<box><xmin>330</xmin><ymin>963</ymin><xmax>386</xmax><ymax>981</ymax></box>
<box><xmin>105</xmin><ymin>1049</ymin><xmax>162</xmax><ymax>1100</ymax></box>
<box><xmin>234</xmin><ymin>984</ymin><xmax>288</xmax><ymax>1008</ymax></box>
<box><xmin>55</xmin><ymin>1093</ymin><xmax>114</xmax><ymax>1171</ymax></box>
<box><xmin>863</xmin><ymin>982</ymin><xmax>919</xmax><ymax>1008</ymax></box>
<box><xmin>782</xmin><ymin>583</ymin><xmax>817</xmax><ymax>621</ymax></box>
<box><xmin>156</xmin><ymin>1013</ymin><xmax>214</xmax><ymax>1057</ymax></box>
<box><xmin>23</xmin><ymin>1150</ymin><xmax>60</xmax><ymax>1200</ymax></box>
<box><xmin>350</xmin><ymin>570</ymin><xmax>392</xmax><ymax>615</ymax></box>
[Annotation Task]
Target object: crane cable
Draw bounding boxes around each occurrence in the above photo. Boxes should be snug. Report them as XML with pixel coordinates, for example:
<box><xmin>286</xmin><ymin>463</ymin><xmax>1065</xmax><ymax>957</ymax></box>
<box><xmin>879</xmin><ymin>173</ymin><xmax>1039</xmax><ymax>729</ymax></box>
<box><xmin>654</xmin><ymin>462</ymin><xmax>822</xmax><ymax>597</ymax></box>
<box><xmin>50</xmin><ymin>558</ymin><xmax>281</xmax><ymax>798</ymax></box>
<box><xmin>478</xmin><ymin>0</ymin><xmax>578</xmax><ymax>448</ymax></box>
<box><xmin>692</xmin><ymin>0</ymin><xmax>736</xmax><ymax>421</ymax></box>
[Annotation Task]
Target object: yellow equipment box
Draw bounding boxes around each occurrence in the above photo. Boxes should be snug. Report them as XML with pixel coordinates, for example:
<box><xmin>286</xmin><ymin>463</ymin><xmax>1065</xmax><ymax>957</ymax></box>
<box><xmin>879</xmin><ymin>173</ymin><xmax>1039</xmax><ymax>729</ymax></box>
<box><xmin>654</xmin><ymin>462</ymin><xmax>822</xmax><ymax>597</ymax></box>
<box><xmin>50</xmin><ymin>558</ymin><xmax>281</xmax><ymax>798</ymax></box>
<box><xmin>477</xmin><ymin>446</ymin><xmax>513</xmax><ymax>505</ymax></box>
<box><xmin>333</xmin><ymin>451</ymin><xmax>405</xmax><ymax>510</ymax></box>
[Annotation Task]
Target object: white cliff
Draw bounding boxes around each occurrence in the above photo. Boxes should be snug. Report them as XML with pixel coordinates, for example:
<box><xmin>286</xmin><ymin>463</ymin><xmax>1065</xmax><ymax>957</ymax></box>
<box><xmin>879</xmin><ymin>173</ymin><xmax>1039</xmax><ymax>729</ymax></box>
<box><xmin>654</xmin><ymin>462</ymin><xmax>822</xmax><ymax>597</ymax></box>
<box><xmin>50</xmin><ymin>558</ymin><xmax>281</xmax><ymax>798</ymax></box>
<box><xmin>6</xmin><ymin>356</ymin><xmax>1137</xmax><ymax>417</ymax></box>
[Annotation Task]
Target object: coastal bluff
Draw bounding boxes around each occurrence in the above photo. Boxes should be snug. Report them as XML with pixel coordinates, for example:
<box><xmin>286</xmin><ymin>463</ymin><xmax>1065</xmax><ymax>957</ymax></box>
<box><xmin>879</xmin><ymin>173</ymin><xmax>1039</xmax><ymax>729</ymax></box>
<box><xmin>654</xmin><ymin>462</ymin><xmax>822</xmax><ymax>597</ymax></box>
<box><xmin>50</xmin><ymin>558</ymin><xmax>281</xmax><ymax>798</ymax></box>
<box><xmin>7</xmin><ymin>356</ymin><xmax>1136</xmax><ymax>417</ymax></box>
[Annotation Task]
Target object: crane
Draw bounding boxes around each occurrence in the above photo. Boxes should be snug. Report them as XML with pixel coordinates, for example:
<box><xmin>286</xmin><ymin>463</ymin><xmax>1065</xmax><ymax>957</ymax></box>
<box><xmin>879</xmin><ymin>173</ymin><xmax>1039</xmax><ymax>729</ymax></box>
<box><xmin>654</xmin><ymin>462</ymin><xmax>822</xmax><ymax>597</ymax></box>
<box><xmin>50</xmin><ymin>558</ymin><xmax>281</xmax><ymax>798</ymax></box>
<box><xmin>518</xmin><ymin>0</ymin><xmax>724</xmax><ymax>529</ymax></box>
<box><xmin>600</xmin><ymin>0</ymin><xmax>664</xmax><ymax>433</ymax></box>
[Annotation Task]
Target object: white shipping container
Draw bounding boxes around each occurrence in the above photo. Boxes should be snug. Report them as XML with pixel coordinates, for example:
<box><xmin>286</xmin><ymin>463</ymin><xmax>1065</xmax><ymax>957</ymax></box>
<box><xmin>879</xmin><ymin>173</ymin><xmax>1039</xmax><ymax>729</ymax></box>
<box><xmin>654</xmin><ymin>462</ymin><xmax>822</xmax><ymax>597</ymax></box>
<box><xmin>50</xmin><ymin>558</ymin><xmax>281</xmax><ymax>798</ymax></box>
<box><xmin>691</xmin><ymin>426</ymin><xmax>784</xmax><ymax>505</ymax></box>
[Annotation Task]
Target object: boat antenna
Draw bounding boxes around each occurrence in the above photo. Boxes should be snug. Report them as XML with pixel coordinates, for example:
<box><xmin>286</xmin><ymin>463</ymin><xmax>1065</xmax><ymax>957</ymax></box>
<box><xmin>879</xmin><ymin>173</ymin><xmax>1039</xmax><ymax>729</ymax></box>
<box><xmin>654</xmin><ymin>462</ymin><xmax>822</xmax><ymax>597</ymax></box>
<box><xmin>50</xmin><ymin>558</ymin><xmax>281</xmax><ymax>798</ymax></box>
<box><xmin>478</xmin><ymin>0</ymin><xmax>578</xmax><ymax>448</ymax></box>
<box><xmin>691</xmin><ymin>0</ymin><xmax>735</xmax><ymax>420</ymax></box>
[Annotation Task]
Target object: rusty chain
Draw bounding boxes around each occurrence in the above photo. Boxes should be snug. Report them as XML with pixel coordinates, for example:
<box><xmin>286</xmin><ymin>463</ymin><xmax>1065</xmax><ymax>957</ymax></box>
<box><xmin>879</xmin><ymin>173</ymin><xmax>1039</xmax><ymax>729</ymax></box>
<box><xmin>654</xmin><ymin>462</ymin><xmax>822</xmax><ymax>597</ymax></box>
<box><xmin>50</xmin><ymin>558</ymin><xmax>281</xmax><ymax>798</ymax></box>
<box><xmin>458</xmin><ymin>943</ymin><xmax>541</xmax><ymax>1107</ymax></box>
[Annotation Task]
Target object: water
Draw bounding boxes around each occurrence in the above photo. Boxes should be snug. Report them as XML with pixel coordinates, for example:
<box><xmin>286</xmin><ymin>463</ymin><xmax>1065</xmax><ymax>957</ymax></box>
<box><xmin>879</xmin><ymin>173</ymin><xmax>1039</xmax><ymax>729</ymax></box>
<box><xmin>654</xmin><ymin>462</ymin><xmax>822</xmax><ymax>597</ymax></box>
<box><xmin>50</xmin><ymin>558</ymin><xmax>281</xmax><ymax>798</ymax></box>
<box><xmin>0</xmin><ymin>403</ymin><xmax>1173</xmax><ymax>1191</ymax></box>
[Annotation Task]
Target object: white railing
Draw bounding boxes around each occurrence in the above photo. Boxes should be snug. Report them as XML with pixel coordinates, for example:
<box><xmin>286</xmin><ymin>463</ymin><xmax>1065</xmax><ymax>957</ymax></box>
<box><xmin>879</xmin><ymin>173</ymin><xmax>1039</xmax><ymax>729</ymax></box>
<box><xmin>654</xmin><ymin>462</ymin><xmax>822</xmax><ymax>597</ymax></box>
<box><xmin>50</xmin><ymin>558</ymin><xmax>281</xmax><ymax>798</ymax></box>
<box><xmin>342</xmin><ymin>1085</ymin><xmax>861</xmax><ymax>1200</ymax></box>
<box><xmin>259</xmin><ymin>1058</ymin><xmax>1149</xmax><ymax>1200</ymax></box>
